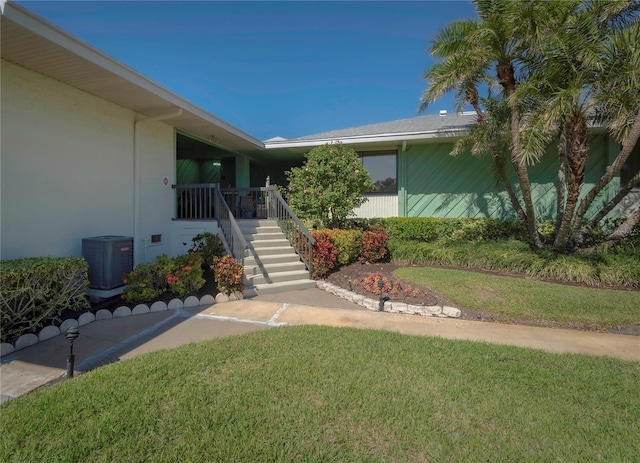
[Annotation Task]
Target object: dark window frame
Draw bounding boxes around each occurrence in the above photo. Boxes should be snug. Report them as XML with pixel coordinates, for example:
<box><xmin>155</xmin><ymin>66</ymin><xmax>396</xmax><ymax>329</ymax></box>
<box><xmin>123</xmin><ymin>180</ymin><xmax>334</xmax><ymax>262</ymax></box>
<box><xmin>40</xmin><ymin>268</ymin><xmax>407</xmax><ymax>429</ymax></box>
<box><xmin>358</xmin><ymin>150</ymin><xmax>398</xmax><ymax>194</ymax></box>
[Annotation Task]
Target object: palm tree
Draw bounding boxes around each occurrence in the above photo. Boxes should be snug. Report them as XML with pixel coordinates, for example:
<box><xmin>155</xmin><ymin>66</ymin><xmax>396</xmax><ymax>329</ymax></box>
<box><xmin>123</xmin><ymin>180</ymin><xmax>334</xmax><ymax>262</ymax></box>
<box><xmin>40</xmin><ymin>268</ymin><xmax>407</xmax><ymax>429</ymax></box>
<box><xmin>573</xmin><ymin>12</ymin><xmax>640</xmax><ymax>245</ymax></box>
<box><xmin>420</xmin><ymin>0</ymin><xmax>548</xmax><ymax>248</ymax></box>
<box><xmin>515</xmin><ymin>0</ymin><xmax>639</xmax><ymax>250</ymax></box>
<box><xmin>422</xmin><ymin>0</ymin><xmax>639</xmax><ymax>251</ymax></box>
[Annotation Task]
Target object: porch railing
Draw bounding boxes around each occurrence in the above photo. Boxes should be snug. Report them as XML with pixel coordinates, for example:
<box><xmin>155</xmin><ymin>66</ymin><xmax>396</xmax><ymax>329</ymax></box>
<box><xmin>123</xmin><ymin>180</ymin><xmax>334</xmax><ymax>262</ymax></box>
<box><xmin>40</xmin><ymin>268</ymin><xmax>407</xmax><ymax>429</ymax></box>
<box><xmin>172</xmin><ymin>183</ymin><xmax>216</xmax><ymax>220</ymax></box>
<box><xmin>220</xmin><ymin>187</ymin><xmax>269</xmax><ymax>219</ymax></box>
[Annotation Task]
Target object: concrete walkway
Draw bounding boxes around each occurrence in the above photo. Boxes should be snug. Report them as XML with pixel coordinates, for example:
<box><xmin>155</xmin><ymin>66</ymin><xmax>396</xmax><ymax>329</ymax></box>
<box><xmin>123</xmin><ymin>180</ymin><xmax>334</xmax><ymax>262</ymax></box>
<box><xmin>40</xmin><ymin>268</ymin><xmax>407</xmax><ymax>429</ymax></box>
<box><xmin>2</xmin><ymin>288</ymin><xmax>638</xmax><ymax>404</ymax></box>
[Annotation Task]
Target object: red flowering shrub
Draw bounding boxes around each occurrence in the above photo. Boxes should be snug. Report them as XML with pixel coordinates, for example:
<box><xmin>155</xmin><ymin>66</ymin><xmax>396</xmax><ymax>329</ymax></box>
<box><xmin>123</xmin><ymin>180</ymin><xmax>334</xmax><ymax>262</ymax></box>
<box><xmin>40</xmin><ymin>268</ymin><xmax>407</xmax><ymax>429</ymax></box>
<box><xmin>311</xmin><ymin>230</ymin><xmax>337</xmax><ymax>279</ymax></box>
<box><xmin>359</xmin><ymin>226</ymin><xmax>389</xmax><ymax>263</ymax></box>
<box><xmin>166</xmin><ymin>253</ymin><xmax>205</xmax><ymax>297</ymax></box>
<box><xmin>213</xmin><ymin>254</ymin><xmax>244</xmax><ymax>294</ymax></box>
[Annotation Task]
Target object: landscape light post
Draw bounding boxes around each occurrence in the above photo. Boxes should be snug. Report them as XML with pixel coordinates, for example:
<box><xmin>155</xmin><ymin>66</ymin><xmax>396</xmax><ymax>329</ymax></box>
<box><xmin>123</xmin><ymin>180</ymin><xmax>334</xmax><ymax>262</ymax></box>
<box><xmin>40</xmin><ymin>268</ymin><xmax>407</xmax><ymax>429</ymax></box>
<box><xmin>378</xmin><ymin>278</ymin><xmax>385</xmax><ymax>311</ymax></box>
<box><xmin>65</xmin><ymin>327</ymin><xmax>79</xmax><ymax>379</ymax></box>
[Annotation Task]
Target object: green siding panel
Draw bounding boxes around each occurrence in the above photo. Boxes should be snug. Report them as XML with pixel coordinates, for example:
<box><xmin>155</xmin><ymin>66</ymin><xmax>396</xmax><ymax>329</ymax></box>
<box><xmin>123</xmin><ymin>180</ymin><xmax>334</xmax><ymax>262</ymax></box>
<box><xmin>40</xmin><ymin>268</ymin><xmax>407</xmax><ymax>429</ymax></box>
<box><xmin>399</xmin><ymin>134</ymin><xmax>620</xmax><ymax>221</ymax></box>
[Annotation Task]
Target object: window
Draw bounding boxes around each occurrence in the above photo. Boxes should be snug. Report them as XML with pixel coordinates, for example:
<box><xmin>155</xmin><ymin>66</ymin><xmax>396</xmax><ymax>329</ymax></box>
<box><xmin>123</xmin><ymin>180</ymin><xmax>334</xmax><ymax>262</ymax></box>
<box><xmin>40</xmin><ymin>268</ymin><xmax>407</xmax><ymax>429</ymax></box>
<box><xmin>359</xmin><ymin>151</ymin><xmax>397</xmax><ymax>193</ymax></box>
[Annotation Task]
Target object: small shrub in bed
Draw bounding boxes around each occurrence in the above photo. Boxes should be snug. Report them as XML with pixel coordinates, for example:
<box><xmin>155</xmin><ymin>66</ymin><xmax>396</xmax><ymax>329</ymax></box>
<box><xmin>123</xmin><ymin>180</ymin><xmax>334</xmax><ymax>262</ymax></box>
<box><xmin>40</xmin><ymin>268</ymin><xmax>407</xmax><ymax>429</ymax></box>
<box><xmin>213</xmin><ymin>254</ymin><xmax>244</xmax><ymax>294</ymax></box>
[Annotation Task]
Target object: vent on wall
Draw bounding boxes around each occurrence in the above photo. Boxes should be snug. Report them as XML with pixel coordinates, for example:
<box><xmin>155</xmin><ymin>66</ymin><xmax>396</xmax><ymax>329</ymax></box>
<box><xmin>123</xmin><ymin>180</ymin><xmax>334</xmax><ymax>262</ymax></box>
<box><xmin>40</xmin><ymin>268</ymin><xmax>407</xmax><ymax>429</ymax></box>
<box><xmin>82</xmin><ymin>236</ymin><xmax>134</xmax><ymax>290</ymax></box>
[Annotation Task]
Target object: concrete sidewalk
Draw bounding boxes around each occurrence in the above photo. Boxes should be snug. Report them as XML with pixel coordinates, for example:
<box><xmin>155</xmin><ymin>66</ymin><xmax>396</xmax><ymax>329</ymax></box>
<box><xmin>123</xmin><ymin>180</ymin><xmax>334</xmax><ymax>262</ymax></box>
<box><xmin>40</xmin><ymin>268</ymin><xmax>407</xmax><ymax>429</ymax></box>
<box><xmin>2</xmin><ymin>287</ymin><xmax>638</xmax><ymax>403</ymax></box>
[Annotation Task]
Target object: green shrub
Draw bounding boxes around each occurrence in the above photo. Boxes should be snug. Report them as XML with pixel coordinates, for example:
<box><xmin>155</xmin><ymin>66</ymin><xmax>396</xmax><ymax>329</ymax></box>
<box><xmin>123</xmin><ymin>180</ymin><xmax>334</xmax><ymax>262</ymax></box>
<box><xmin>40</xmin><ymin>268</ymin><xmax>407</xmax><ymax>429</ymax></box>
<box><xmin>0</xmin><ymin>256</ymin><xmax>90</xmax><ymax>343</ymax></box>
<box><xmin>449</xmin><ymin>218</ymin><xmax>525</xmax><ymax>242</ymax></box>
<box><xmin>382</xmin><ymin>217</ymin><xmax>441</xmax><ymax>242</ymax></box>
<box><xmin>382</xmin><ymin>217</ymin><xmax>525</xmax><ymax>243</ymax></box>
<box><xmin>286</xmin><ymin>143</ymin><xmax>374</xmax><ymax>227</ymax></box>
<box><xmin>537</xmin><ymin>220</ymin><xmax>556</xmax><ymax>243</ymax></box>
<box><xmin>213</xmin><ymin>255</ymin><xmax>244</xmax><ymax>294</ymax></box>
<box><xmin>329</xmin><ymin>229</ymin><xmax>363</xmax><ymax>266</ymax></box>
<box><xmin>122</xmin><ymin>253</ymin><xmax>205</xmax><ymax>304</ymax></box>
<box><xmin>190</xmin><ymin>232</ymin><xmax>225</xmax><ymax>267</ymax></box>
<box><xmin>122</xmin><ymin>261</ymin><xmax>165</xmax><ymax>304</ymax></box>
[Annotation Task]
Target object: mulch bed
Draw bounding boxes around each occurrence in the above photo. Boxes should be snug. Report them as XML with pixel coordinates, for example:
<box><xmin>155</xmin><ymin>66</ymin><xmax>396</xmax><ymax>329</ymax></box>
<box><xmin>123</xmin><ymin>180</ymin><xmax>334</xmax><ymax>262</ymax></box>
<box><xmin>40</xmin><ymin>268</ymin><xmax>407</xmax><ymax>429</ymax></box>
<box><xmin>326</xmin><ymin>261</ymin><xmax>640</xmax><ymax>336</ymax></box>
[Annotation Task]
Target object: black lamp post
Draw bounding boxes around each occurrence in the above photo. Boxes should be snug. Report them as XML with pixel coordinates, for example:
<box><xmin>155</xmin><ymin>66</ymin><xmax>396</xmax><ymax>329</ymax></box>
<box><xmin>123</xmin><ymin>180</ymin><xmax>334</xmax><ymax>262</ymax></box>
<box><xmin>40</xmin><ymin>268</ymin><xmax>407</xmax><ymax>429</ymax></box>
<box><xmin>65</xmin><ymin>327</ymin><xmax>80</xmax><ymax>378</ymax></box>
<box><xmin>378</xmin><ymin>278</ymin><xmax>385</xmax><ymax>311</ymax></box>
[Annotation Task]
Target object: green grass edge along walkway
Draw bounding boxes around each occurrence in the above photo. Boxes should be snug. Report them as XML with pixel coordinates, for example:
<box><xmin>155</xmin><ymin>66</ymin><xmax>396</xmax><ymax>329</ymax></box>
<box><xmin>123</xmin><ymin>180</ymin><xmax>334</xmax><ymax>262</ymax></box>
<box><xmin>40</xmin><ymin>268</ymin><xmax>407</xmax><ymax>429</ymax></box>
<box><xmin>395</xmin><ymin>266</ymin><xmax>640</xmax><ymax>328</ymax></box>
<box><xmin>2</xmin><ymin>326</ymin><xmax>639</xmax><ymax>462</ymax></box>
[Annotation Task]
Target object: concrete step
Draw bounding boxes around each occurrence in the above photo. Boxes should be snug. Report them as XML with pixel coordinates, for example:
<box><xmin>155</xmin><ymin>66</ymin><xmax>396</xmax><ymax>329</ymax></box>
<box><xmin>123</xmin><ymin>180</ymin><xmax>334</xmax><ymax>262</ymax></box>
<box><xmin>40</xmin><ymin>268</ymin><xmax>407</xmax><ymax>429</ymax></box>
<box><xmin>245</xmin><ymin>269</ymin><xmax>310</xmax><ymax>285</ymax></box>
<box><xmin>238</xmin><ymin>218</ymin><xmax>314</xmax><ymax>296</ymax></box>
<box><xmin>244</xmin><ymin>252</ymin><xmax>300</xmax><ymax>267</ymax></box>
<box><xmin>237</xmin><ymin>219</ymin><xmax>278</xmax><ymax>231</ymax></box>
<box><xmin>248</xmin><ymin>245</ymin><xmax>298</xmax><ymax>256</ymax></box>
<box><xmin>244</xmin><ymin>260</ymin><xmax>306</xmax><ymax>276</ymax></box>
<box><xmin>244</xmin><ymin>279</ymin><xmax>317</xmax><ymax>297</ymax></box>
<box><xmin>250</xmin><ymin>238</ymin><xmax>291</xmax><ymax>249</ymax></box>
<box><xmin>242</xmin><ymin>231</ymin><xmax>285</xmax><ymax>241</ymax></box>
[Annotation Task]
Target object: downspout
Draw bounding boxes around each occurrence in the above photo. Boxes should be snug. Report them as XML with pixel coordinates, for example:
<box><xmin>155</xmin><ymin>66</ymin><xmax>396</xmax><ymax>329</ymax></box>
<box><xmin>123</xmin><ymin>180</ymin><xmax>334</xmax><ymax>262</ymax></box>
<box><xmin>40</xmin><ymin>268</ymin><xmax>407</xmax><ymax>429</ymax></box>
<box><xmin>133</xmin><ymin>108</ymin><xmax>183</xmax><ymax>265</ymax></box>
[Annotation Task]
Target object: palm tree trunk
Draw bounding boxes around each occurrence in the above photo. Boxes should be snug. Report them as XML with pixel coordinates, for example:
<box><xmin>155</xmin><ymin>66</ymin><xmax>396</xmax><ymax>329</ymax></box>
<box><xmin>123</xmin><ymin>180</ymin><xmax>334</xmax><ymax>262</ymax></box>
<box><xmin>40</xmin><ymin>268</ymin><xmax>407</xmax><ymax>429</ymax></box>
<box><xmin>605</xmin><ymin>207</ymin><xmax>640</xmax><ymax>244</ymax></box>
<box><xmin>570</xmin><ymin>110</ymin><xmax>640</xmax><ymax>239</ymax></box>
<box><xmin>555</xmin><ymin>134</ymin><xmax>568</xmax><ymax>239</ymax></box>
<box><xmin>554</xmin><ymin>116</ymin><xmax>588</xmax><ymax>251</ymax></box>
<box><xmin>576</xmin><ymin>169</ymin><xmax>640</xmax><ymax>245</ymax></box>
<box><xmin>493</xmin><ymin>149</ymin><xmax>528</xmax><ymax>224</ymax></box>
<box><xmin>497</xmin><ymin>61</ymin><xmax>543</xmax><ymax>249</ymax></box>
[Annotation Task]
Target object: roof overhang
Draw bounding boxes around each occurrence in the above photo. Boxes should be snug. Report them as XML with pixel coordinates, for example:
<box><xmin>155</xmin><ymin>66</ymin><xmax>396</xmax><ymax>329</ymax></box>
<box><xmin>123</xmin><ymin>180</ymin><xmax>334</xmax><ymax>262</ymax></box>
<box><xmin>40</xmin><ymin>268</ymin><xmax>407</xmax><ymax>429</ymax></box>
<box><xmin>1</xmin><ymin>2</ymin><xmax>265</xmax><ymax>155</ymax></box>
<box><xmin>263</xmin><ymin>126</ymin><xmax>471</xmax><ymax>156</ymax></box>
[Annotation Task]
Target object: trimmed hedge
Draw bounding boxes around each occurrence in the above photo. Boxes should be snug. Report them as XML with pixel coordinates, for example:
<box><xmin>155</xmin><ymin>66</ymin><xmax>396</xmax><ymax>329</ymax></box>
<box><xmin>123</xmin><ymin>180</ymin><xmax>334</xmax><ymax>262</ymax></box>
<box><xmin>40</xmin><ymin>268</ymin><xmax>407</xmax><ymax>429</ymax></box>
<box><xmin>381</xmin><ymin>217</ymin><xmax>526</xmax><ymax>242</ymax></box>
<box><xmin>1</xmin><ymin>256</ymin><xmax>90</xmax><ymax>343</ymax></box>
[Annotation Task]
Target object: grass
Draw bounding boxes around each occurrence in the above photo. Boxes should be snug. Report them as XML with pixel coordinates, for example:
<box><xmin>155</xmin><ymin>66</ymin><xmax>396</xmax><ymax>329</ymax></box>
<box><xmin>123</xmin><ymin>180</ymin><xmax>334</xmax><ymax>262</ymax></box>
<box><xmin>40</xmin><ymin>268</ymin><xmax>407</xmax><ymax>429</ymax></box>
<box><xmin>1</xmin><ymin>326</ymin><xmax>639</xmax><ymax>462</ymax></box>
<box><xmin>395</xmin><ymin>266</ymin><xmax>640</xmax><ymax>327</ymax></box>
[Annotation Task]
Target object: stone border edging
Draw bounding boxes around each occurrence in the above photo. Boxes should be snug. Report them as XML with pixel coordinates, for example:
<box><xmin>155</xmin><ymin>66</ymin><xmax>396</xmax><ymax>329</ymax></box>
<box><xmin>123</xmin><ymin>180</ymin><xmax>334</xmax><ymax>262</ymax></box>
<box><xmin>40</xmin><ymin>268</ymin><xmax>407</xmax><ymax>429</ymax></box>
<box><xmin>0</xmin><ymin>292</ymin><xmax>243</xmax><ymax>358</ymax></box>
<box><xmin>316</xmin><ymin>281</ymin><xmax>462</xmax><ymax>318</ymax></box>
<box><xmin>1</xmin><ymin>284</ymin><xmax>463</xmax><ymax>358</ymax></box>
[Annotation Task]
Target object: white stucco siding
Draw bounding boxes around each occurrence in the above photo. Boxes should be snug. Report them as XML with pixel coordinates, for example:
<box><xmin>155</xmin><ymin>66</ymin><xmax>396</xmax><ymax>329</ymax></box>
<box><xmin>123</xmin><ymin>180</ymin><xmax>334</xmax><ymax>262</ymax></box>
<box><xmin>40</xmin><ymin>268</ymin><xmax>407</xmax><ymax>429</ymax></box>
<box><xmin>1</xmin><ymin>60</ymin><xmax>175</xmax><ymax>263</ymax></box>
<box><xmin>136</xmin><ymin>120</ymin><xmax>175</xmax><ymax>263</ymax></box>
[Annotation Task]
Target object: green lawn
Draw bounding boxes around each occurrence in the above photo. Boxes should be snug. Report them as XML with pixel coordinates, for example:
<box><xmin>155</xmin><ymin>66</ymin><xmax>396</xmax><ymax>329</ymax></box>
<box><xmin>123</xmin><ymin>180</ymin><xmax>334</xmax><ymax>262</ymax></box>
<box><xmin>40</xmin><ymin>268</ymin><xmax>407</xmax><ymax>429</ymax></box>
<box><xmin>395</xmin><ymin>266</ymin><xmax>640</xmax><ymax>327</ymax></box>
<box><xmin>1</xmin><ymin>326</ymin><xmax>639</xmax><ymax>462</ymax></box>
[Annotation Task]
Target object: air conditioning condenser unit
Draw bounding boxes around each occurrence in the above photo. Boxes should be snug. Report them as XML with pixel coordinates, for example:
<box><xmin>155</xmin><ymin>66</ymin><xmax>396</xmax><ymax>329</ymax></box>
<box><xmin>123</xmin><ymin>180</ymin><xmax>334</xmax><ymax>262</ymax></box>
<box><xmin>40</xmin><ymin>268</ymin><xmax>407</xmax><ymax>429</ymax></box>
<box><xmin>82</xmin><ymin>236</ymin><xmax>134</xmax><ymax>290</ymax></box>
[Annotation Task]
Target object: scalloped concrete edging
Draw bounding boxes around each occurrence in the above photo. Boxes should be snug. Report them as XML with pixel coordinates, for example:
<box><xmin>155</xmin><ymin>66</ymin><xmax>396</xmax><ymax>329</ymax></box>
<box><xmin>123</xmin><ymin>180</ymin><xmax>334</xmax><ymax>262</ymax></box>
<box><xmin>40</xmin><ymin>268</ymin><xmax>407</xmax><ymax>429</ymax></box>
<box><xmin>0</xmin><ymin>292</ymin><xmax>243</xmax><ymax>358</ymax></box>
<box><xmin>316</xmin><ymin>281</ymin><xmax>462</xmax><ymax>318</ymax></box>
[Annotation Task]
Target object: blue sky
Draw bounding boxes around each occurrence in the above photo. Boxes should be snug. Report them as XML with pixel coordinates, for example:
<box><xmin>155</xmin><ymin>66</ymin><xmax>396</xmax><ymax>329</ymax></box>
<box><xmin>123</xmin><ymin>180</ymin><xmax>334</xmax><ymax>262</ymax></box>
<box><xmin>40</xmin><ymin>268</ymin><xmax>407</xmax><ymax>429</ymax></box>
<box><xmin>17</xmin><ymin>0</ymin><xmax>477</xmax><ymax>141</ymax></box>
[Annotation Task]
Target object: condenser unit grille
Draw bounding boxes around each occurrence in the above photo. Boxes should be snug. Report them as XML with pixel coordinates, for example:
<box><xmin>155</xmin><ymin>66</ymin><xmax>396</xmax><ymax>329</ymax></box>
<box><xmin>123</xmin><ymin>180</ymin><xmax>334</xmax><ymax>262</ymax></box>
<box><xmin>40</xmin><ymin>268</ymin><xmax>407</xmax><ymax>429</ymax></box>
<box><xmin>82</xmin><ymin>236</ymin><xmax>133</xmax><ymax>290</ymax></box>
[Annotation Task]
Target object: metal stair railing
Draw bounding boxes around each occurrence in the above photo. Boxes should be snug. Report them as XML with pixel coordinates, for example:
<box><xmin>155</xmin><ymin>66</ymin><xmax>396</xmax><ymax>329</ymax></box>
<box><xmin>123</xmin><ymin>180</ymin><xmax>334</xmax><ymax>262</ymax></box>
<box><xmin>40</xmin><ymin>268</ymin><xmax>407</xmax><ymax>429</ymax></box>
<box><xmin>213</xmin><ymin>186</ymin><xmax>248</xmax><ymax>265</ymax></box>
<box><xmin>265</xmin><ymin>186</ymin><xmax>316</xmax><ymax>279</ymax></box>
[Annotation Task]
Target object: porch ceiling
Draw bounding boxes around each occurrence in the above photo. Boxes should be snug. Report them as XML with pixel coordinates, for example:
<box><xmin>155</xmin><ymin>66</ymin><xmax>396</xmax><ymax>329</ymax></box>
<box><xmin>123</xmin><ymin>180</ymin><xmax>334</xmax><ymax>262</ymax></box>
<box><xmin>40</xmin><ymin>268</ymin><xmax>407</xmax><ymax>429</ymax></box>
<box><xmin>1</xmin><ymin>3</ymin><xmax>264</xmax><ymax>156</ymax></box>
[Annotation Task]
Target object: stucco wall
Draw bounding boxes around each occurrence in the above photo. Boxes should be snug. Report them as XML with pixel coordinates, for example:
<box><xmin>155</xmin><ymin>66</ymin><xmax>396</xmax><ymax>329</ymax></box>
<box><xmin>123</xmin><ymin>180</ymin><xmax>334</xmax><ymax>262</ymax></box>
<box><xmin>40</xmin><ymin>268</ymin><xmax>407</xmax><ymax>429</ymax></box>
<box><xmin>1</xmin><ymin>60</ymin><xmax>175</xmax><ymax>264</ymax></box>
